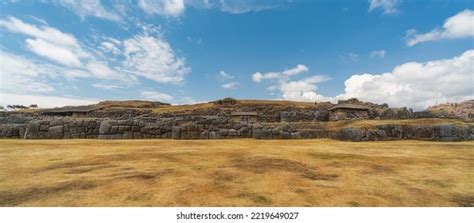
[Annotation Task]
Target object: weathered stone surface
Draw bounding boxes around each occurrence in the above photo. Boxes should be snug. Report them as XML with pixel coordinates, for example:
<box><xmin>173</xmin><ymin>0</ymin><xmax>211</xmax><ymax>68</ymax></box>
<box><xmin>48</xmin><ymin>125</ymin><xmax>63</xmax><ymax>139</ymax></box>
<box><xmin>99</xmin><ymin>120</ymin><xmax>112</xmax><ymax>134</ymax></box>
<box><xmin>435</xmin><ymin>124</ymin><xmax>468</xmax><ymax>141</ymax></box>
<box><xmin>336</xmin><ymin>128</ymin><xmax>365</xmax><ymax>141</ymax></box>
<box><xmin>25</xmin><ymin>123</ymin><xmax>40</xmax><ymax>139</ymax></box>
<box><xmin>0</xmin><ymin>112</ymin><xmax>471</xmax><ymax>141</ymax></box>
<box><xmin>367</xmin><ymin>130</ymin><xmax>388</xmax><ymax>141</ymax></box>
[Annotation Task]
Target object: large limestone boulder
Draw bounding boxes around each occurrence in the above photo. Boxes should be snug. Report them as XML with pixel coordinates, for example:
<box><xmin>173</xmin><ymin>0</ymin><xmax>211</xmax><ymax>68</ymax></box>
<box><xmin>336</xmin><ymin>128</ymin><xmax>365</xmax><ymax>141</ymax></box>
<box><xmin>25</xmin><ymin>122</ymin><xmax>40</xmax><ymax>139</ymax></box>
<box><xmin>48</xmin><ymin>125</ymin><xmax>64</xmax><ymax>139</ymax></box>
<box><xmin>99</xmin><ymin>120</ymin><xmax>113</xmax><ymax>134</ymax></box>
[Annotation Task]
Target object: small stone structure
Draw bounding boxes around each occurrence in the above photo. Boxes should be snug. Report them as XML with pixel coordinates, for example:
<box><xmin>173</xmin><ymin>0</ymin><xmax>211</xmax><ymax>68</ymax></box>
<box><xmin>329</xmin><ymin>104</ymin><xmax>369</xmax><ymax>121</ymax></box>
<box><xmin>231</xmin><ymin>112</ymin><xmax>258</xmax><ymax>123</ymax></box>
<box><xmin>41</xmin><ymin>106</ymin><xmax>97</xmax><ymax>117</ymax></box>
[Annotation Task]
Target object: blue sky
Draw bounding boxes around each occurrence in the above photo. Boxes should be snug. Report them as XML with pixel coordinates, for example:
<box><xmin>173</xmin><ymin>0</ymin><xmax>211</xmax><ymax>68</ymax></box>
<box><xmin>0</xmin><ymin>0</ymin><xmax>472</xmax><ymax>110</ymax></box>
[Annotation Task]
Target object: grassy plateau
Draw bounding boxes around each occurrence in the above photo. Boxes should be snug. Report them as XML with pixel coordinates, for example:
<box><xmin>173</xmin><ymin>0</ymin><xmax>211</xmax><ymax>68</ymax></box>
<box><xmin>0</xmin><ymin>139</ymin><xmax>472</xmax><ymax>207</ymax></box>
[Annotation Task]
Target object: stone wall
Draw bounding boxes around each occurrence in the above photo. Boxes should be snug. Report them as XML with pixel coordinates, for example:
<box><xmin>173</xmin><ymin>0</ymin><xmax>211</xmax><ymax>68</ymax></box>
<box><xmin>330</xmin><ymin>124</ymin><xmax>473</xmax><ymax>142</ymax></box>
<box><xmin>0</xmin><ymin>117</ymin><xmax>472</xmax><ymax>141</ymax></box>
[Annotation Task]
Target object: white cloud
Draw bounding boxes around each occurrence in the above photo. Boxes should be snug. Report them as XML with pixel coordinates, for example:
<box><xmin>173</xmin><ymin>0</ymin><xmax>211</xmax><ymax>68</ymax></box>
<box><xmin>336</xmin><ymin>49</ymin><xmax>474</xmax><ymax>110</ymax></box>
<box><xmin>92</xmin><ymin>83</ymin><xmax>123</xmax><ymax>90</ymax></box>
<box><xmin>252</xmin><ymin>64</ymin><xmax>331</xmax><ymax>102</ymax></box>
<box><xmin>140</xmin><ymin>90</ymin><xmax>173</xmax><ymax>101</ymax></box>
<box><xmin>0</xmin><ymin>16</ymin><xmax>89</xmax><ymax>67</ymax></box>
<box><xmin>0</xmin><ymin>50</ymin><xmax>57</xmax><ymax>94</ymax></box>
<box><xmin>26</xmin><ymin>38</ymin><xmax>82</xmax><ymax>66</ymax></box>
<box><xmin>278</xmin><ymin>76</ymin><xmax>332</xmax><ymax>102</ymax></box>
<box><xmin>100</xmin><ymin>41</ymin><xmax>121</xmax><ymax>55</ymax></box>
<box><xmin>0</xmin><ymin>92</ymin><xmax>98</xmax><ymax>108</ymax></box>
<box><xmin>221</xmin><ymin>82</ymin><xmax>239</xmax><ymax>89</ymax></box>
<box><xmin>0</xmin><ymin>16</ymin><xmax>79</xmax><ymax>47</ymax></box>
<box><xmin>63</xmin><ymin>69</ymin><xmax>92</xmax><ymax>79</ymax></box>
<box><xmin>122</xmin><ymin>35</ymin><xmax>190</xmax><ymax>84</ymax></box>
<box><xmin>218</xmin><ymin>0</ymin><xmax>280</xmax><ymax>14</ymax></box>
<box><xmin>137</xmin><ymin>0</ymin><xmax>290</xmax><ymax>17</ymax></box>
<box><xmin>86</xmin><ymin>61</ymin><xmax>120</xmax><ymax>79</ymax></box>
<box><xmin>339</xmin><ymin>52</ymin><xmax>359</xmax><ymax>63</ymax></box>
<box><xmin>138</xmin><ymin>0</ymin><xmax>185</xmax><ymax>17</ymax></box>
<box><xmin>282</xmin><ymin>64</ymin><xmax>308</xmax><ymax>76</ymax></box>
<box><xmin>253</xmin><ymin>51</ymin><xmax>474</xmax><ymax>108</ymax></box>
<box><xmin>252</xmin><ymin>72</ymin><xmax>277</xmax><ymax>82</ymax></box>
<box><xmin>252</xmin><ymin>64</ymin><xmax>308</xmax><ymax>83</ymax></box>
<box><xmin>218</xmin><ymin>70</ymin><xmax>234</xmax><ymax>79</ymax></box>
<box><xmin>0</xmin><ymin>17</ymin><xmax>139</xmax><ymax>86</ymax></box>
<box><xmin>406</xmin><ymin>9</ymin><xmax>474</xmax><ymax>46</ymax></box>
<box><xmin>370</xmin><ymin>50</ymin><xmax>386</xmax><ymax>58</ymax></box>
<box><xmin>368</xmin><ymin>0</ymin><xmax>399</xmax><ymax>14</ymax></box>
<box><xmin>54</xmin><ymin>0</ymin><xmax>122</xmax><ymax>22</ymax></box>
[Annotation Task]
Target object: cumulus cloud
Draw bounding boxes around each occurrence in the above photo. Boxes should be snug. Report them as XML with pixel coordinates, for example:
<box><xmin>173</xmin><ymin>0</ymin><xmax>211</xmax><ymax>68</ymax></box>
<box><xmin>278</xmin><ymin>76</ymin><xmax>332</xmax><ymax>102</ymax></box>
<box><xmin>54</xmin><ymin>0</ymin><xmax>122</xmax><ymax>22</ymax></box>
<box><xmin>368</xmin><ymin>0</ymin><xmax>399</xmax><ymax>14</ymax></box>
<box><xmin>252</xmin><ymin>64</ymin><xmax>331</xmax><ymax>102</ymax></box>
<box><xmin>336</xmin><ymin>49</ymin><xmax>474</xmax><ymax>110</ymax></box>
<box><xmin>138</xmin><ymin>0</ymin><xmax>185</xmax><ymax>17</ymax></box>
<box><xmin>253</xmin><ymin>51</ymin><xmax>473</xmax><ymax>109</ymax></box>
<box><xmin>122</xmin><ymin>35</ymin><xmax>190</xmax><ymax>84</ymax></box>
<box><xmin>0</xmin><ymin>16</ymin><xmax>142</xmax><ymax>93</ymax></box>
<box><xmin>221</xmin><ymin>82</ymin><xmax>239</xmax><ymax>89</ymax></box>
<box><xmin>406</xmin><ymin>9</ymin><xmax>474</xmax><ymax>46</ymax></box>
<box><xmin>370</xmin><ymin>50</ymin><xmax>386</xmax><ymax>58</ymax></box>
<box><xmin>140</xmin><ymin>90</ymin><xmax>173</xmax><ymax>101</ymax></box>
<box><xmin>0</xmin><ymin>16</ymin><xmax>188</xmax><ymax>90</ymax></box>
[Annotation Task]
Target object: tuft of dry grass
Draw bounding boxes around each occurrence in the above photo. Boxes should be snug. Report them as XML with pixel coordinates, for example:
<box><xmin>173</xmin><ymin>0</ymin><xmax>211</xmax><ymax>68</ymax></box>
<box><xmin>0</xmin><ymin>139</ymin><xmax>472</xmax><ymax>207</ymax></box>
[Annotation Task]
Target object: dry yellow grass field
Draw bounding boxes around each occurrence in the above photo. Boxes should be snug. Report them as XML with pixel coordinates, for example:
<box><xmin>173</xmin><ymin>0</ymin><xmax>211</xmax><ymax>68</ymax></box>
<box><xmin>0</xmin><ymin>139</ymin><xmax>473</xmax><ymax>207</ymax></box>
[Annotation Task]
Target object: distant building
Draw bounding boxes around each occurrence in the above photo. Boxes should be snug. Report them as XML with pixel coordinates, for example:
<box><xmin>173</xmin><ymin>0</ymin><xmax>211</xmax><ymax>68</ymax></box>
<box><xmin>328</xmin><ymin>104</ymin><xmax>369</xmax><ymax>121</ymax></box>
<box><xmin>231</xmin><ymin>111</ymin><xmax>258</xmax><ymax>123</ymax></box>
<box><xmin>41</xmin><ymin>106</ymin><xmax>97</xmax><ymax>116</ymax></box>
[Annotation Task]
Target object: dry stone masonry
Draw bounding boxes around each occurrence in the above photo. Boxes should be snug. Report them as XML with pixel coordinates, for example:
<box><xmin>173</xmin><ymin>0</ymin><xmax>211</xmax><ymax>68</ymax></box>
<box><xmin>0</xmin><ymin>98</ymin><xmax>473</xmax><ymax>141</ymax></box>
<box><xmin>0</xmin><ymin>116</ymin><xmax>472</xmax><ymax>141</ymax></box>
